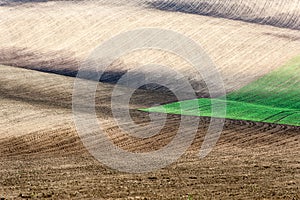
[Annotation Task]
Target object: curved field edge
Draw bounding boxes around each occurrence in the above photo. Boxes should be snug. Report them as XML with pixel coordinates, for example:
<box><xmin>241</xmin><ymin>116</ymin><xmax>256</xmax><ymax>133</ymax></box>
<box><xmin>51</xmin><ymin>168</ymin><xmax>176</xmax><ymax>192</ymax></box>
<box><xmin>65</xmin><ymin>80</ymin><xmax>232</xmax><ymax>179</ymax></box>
<box><xmin>140</xmin><ymin>55</ymin><xmax>300</xmax><ymax>126</ymax></box>
<box><xmin>1</xmin><ymin>1</ymin><xmax>300</xmax><ymax>97</ymax></box>
<box><xmin>146</xmin><ymin>0</ymin><xmax>300</xmax><ymax>30</ymax></box>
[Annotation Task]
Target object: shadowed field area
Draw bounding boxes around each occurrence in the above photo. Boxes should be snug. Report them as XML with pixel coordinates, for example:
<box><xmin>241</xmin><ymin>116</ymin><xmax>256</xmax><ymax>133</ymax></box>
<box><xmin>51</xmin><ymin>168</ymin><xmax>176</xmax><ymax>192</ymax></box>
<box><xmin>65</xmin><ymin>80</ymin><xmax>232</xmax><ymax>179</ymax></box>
<box><xmin>0</xmin><ymin>0</ymin><xmax>299</xmax><ymax>199</ymax></box>
<box><xmin>1</xmin><ymin>1</ymin><xmax>300</xmax><ymax>96</ymax></box>
<box><xmin>146</xmin><ymin>0</ymin><xmax>300</xmax><ymax>30</ymax></box>
<box><xmin>0</xmin><ymin>65</ymin><xmax>299</xmax><ymax>199</ymax></box>
<box><xmin>142</xmin><ymin>56</ymin><xmax>300</xmax><ymax>126</ymax></box>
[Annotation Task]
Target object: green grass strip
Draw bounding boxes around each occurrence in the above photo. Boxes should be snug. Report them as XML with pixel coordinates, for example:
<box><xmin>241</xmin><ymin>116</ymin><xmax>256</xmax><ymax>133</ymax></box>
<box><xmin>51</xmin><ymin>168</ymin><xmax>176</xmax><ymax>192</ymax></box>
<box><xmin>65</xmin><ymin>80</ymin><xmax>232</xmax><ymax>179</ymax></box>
<box><xmin>140</xmin><ymin>56</ymin><xmax>300</xmax><ymax>126</ymax></box>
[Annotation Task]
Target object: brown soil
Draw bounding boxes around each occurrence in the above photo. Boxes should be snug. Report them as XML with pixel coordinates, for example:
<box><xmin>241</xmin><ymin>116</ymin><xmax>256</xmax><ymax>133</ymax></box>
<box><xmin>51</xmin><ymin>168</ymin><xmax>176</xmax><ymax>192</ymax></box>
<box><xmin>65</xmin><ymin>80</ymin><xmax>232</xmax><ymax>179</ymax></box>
<box><xmin>0</xmin><ymin>65</ymin><xmax>299</xmax><ymax>199</ymax></box>
<box><xmin>0</xmin><ymin>1</ymin><xmax>300</xmax><ymax>199</ymax></box>
<box><xmin>1</xmin><ymin>1</ymin><xmax>300</xmax><ymax>96</ymax></box>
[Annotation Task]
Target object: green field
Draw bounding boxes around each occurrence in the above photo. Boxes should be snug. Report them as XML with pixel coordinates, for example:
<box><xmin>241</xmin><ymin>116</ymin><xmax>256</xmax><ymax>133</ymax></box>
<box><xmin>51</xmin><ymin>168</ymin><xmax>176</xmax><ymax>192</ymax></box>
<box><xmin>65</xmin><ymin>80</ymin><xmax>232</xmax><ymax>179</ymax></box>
<box><xmin>140</xmin><ymin>56</ymin><xmax>300</xmax><ymax>126</ymax></box>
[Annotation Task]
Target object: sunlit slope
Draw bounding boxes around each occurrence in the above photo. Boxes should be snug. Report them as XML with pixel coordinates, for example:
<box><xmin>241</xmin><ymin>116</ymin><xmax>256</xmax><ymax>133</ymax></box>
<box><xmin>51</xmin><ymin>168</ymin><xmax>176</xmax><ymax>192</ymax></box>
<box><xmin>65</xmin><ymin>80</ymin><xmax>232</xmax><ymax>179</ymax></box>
<box><xmin>1</xmin><ymin>1</ymin><xmax>300</xmax><ymax>96</ymax></box>
<box><xmin>142</xmin><ymin>56</ymin><xmax>300</xmax><ymax>126</ymax></box>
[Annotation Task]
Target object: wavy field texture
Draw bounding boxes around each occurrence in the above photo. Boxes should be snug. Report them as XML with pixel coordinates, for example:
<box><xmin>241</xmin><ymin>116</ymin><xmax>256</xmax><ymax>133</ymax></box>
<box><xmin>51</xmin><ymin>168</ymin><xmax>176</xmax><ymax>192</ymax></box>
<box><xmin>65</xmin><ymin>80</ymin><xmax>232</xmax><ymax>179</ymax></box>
<box><xmin>4</xmin><ymin>0</ymin><xmax>300</xmax><ymax>30</ymax></box>
<box><xmin>142</xmin><ymin>56</ymin><xmax>300</xmax><ymax>126</ymax></box>
<box><xmin>0</xmin><ymin>65</ymin><xmax>299</xmax><ymax>199</ymax></box>
<box><xmin>1</xmin><ymin>1</ymin><xmax>300</xmax><ymax>199</ymax></box>
<box><xmin>146</xmin><ymin>0</ymin><xmax>300</xmax><ymax>30</ymax></box>
<box><xmin>1</xmin><ymin>1</ymin><xmax>300</xmax><ymax>96</ymax></box>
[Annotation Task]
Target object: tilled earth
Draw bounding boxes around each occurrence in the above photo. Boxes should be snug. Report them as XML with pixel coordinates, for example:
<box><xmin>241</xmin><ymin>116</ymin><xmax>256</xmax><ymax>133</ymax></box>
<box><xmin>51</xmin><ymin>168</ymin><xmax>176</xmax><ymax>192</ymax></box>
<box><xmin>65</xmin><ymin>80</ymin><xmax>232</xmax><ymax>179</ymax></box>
<box><xmin>0</xmin><ymin>66</ymin><xmax>299</xmax><ymax>199</ymax></box>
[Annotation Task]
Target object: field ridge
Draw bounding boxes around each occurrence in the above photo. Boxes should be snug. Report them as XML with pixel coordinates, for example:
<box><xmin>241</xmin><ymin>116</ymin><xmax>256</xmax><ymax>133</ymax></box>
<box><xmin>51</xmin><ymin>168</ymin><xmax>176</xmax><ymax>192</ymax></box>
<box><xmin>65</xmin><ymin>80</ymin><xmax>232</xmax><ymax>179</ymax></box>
<box><xmin>142</xmin><ymin>55</ymin><xmax>300</xmax><ymax>126</ymax></box>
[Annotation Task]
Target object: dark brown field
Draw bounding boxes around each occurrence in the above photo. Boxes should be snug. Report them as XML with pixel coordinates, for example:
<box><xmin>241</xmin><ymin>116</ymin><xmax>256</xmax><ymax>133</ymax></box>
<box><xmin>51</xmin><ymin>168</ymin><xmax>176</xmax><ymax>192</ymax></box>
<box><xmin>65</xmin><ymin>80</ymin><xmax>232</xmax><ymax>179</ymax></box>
<box><xmin>0</xmin><ymin>65</ymin><xmax>299</xmax><ymax>199</ymax></box>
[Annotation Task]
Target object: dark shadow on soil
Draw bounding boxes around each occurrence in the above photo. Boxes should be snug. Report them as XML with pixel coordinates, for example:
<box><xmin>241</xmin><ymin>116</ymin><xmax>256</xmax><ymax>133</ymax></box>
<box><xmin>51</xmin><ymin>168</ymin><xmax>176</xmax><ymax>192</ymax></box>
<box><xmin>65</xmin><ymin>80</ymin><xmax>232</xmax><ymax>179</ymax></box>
<box><xmin>0</xmin><ymin>47</ymin><xmax>211</xmax><ymax>98</ymax></box>
<box><xmin>0</xmin><ymin>0</ymin><xmax>48</xmax><ymax>6</ymax></box>
<box><xmin>146</xmin><ymin>0</ymin><xmax>300</xmax><ymax>30</ymax></box>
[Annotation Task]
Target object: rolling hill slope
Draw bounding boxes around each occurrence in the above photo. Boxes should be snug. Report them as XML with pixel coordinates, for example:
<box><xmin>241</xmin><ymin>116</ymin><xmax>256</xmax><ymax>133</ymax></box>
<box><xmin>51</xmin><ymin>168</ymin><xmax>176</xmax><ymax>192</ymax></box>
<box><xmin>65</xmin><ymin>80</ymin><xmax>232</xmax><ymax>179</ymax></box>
<box><xmin>142</xmin><ymin>55</ymin><xmax>300</xmax><ymax>126</ymax></box>
<box><xmin>146</xmin><ymin>0</ymin><xmax>300</xmax><ymax>30</ymax></box>
<box><xmin>0</xmin><ymin>1</ymin><xmax>300</xmax><ymax>96</ymax></box>
<box><xmin>0</xmin><ymin>64</ymin><xmax>299</xmax><ymax>199</ymax></box>
<box><xmin>0</xmin><ymin>1</ymin><xmax>299</xmax><ymax>198</ymax></box>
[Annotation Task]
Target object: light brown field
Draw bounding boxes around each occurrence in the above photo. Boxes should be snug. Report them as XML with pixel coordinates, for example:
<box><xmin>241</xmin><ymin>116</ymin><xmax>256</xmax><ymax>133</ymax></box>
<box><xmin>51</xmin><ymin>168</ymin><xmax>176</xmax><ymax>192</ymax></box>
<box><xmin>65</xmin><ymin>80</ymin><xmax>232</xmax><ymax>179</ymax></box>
<box><xmin>0</xmin><ymin>0</ymin><xmax>300</xmax><ymax>199</ymax></box>
<box><xmin>1</xmin><ymin>1</ymin><xmax>300</xmax><ymax>95</ymax></box>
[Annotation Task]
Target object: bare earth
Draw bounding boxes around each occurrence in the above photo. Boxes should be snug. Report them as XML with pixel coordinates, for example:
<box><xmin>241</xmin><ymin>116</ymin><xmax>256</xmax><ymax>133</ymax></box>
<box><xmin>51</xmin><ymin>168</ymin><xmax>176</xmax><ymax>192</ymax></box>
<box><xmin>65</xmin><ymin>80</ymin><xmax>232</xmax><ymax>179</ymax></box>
<box><xmin>0</xmin><ymin>65</ymin><xmax>299</xmax><ymax>199</ymax></box>
<box><xmin>1</xmin><ymin>1</ymin><xmax>300</xmax><ymax>95</ymax></box>
<box><xmin>0</xmin><ymin>1</ymin><xmax>300</xmax><ymax>199</ymax></box>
